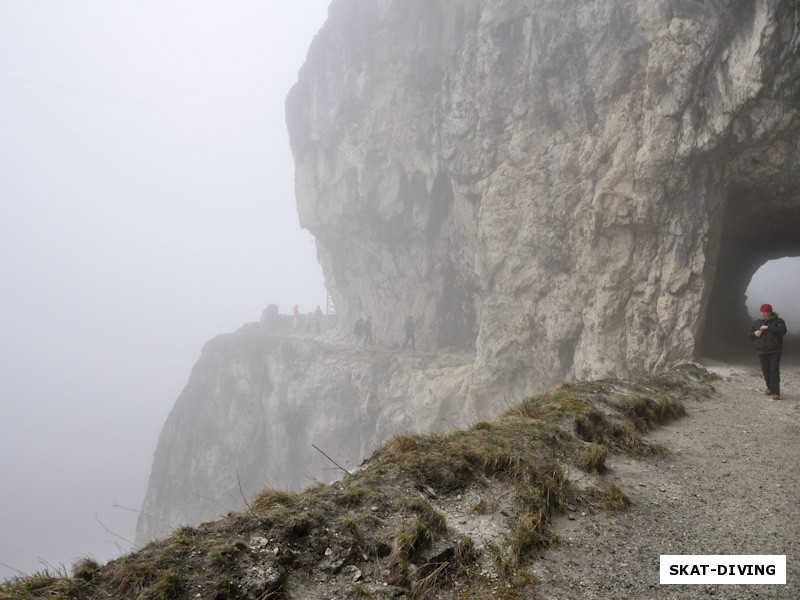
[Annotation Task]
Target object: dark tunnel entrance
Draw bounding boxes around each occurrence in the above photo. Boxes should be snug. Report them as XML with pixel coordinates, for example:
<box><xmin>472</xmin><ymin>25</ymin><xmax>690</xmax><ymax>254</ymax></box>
<box><xmin>699</xmin><ymin>188</ymin><xmax>800</xmax><ymax>362</ymax></box>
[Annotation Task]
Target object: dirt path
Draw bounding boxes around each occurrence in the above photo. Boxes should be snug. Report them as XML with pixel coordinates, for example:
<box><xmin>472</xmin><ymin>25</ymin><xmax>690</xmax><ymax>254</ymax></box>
<box><xmin>530</xmin><ymin>358</ymin><xmax>800</xmax><ymax>599</ymax></box>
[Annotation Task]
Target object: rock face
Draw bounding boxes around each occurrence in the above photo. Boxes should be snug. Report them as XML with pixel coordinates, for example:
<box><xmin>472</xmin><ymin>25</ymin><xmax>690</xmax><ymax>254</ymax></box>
<box><xmin>287</xmin><ymin>0</ymin><xmax>800</xmax><ymax>398</ymax></box>
<box><xmin>137</xmin><ymin>319</ymin><xmax>473</xmax><ymax>543</ymax></box>
<box><xmin>138</xmin><ymin>0</ymin><xmax>800</xmax><ymax>542</ymax></box>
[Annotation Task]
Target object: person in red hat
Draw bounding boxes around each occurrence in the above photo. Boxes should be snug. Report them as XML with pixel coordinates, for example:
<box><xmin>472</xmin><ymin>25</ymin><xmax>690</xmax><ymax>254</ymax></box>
<box><xmin>750</xmin><ymin>303</ymin><xmax>787</xmax><ymax>399</ymax></box>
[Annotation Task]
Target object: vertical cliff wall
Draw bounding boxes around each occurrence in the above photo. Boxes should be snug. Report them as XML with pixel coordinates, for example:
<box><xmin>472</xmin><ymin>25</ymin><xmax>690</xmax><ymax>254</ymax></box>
<box><xmin>287</xmin><ymin>0</ymin><xmax>800</xmax><ymax>402</ymax></box>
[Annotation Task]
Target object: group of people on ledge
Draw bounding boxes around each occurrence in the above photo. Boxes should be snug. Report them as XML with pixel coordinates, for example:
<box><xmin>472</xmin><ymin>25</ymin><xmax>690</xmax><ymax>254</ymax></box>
<box><xmin>750</xmin><ymin>303</ymin><xmax>788</xmax><ymax>400</ymax></box>
<box><xmin>287</xmin><ymin>304</ymin><xmax>417</xmax><ymax>351</ymax></box>
<box><xmin>289</xmin><ymin>302</ymin><xmax>788</xmax><ymax>389</ymax></box>
<box><xmin>352</xmin><ymin>315</ymin><xmax>416</xmax><ymax>350</ymax></box>
<box><xmin>293</xmin><ymin>304</ymin><xmax>324</xmax><ymax>334</ymax></box>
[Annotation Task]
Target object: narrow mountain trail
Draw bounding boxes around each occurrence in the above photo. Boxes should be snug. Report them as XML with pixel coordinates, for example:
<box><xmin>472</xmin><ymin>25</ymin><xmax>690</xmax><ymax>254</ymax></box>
<box><xmin>530</xmin><ymin>358</ymin><xmax>800</xmax><ymax>599</ymax></box>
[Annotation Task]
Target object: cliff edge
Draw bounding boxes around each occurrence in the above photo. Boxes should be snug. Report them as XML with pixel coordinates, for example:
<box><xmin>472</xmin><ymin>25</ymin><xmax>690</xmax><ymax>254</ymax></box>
<box><xmin>136</xmin><ymin>315</ymin><xmax>475</xmax><ymax>543</ymax></box>
<box><xmin>10</xmin><ymin>363</ymin><xmax>799</xmax><ymax>598</ymax></box>
<box><xmin>138</xmin><ymin>0</ymin><xmax>800</xmax><ymax>541</ymax></box>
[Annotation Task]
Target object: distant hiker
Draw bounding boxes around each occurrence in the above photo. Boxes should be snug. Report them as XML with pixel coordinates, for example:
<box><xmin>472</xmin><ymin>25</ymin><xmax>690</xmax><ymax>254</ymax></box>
<box><xmin>750</xmin><ymin>303</ymin><xmax>787</xmax><ymax>400</ymax></box>
<box><xmin>353</xmin><ymin>317</ymin><xmax>365</xmax><ymax>346</ymax></box>
<box><xmin>314</xmin><ymin>305</ymin><xmax>323</xmax><ymax>333</ymax></box>
<box><xmin>403</xmin><ymin>316</ymin><xmax>415</xmax><ymax>351</ymax></box>
<box><xmin>305</xmin><ymin>312</ymin><xmax>313</xmax><ymax>333</ymax></box>
<box><xmin>364</xmin><ymin>316</ymin><xmax>373</xmax><ymax>345</ymax></box>
<box><xmin>293</xmin><ymin>304</ymin><xmax>300</xmax><ymax>330</ymax></box>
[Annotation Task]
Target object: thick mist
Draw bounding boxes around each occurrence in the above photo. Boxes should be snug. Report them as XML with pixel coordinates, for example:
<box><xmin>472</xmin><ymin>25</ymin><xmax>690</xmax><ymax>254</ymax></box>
<box><xmin>746</xmin><ymin>257</ymin><xmax>800</xmax><ymax>326</ymax></box>
<box><xmin>0</xmin><ymin>1</ymin><xmax>329</xmax><ymax>581</ymax></box>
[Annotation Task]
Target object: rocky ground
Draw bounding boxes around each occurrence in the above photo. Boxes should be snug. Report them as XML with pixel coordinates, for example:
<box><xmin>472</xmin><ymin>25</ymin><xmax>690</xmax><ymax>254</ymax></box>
<box><xmin>529</xmin><ymin>355</ymin><xmax>800</xmax><ymax>599</ymax></box>
<box><xmin>5</xmin><ymin>350</ymin><xmax>798</xmax><ymax>600</ymax></box>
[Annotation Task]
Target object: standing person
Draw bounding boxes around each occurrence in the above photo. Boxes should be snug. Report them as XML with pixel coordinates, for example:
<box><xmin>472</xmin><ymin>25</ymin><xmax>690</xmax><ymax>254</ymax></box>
<box><xmin>403</xmin><ymin>316</ymin><xmax>415</xmax><ymax>351</ymax></box>
<box><xmin>314</xmin><ymin>305</ymin><xmax>323</xmax><ymax>333</ymax></box>
<box><xmin>305</xmin><ymin>312</ymin><xmax>313</xmax><ymax>333</ymax></box>
<box><xmin>353</xmin><ymin>317</ymin><xmax>365</xmax><ymax>347</ymax></box>
<box><xmin>293</xmin><ymin>304</ymin><xmax>300</xmax><ymax>330</ymax></box>
<box><xmin>364</xmin><ymin>316</ymin><xmax>373</xmax><ymax>345</ymax></box>
<box><xmin>750</xmin><ymin>303</ymin><xmax>787</xmax><ymax>400</ymax></box>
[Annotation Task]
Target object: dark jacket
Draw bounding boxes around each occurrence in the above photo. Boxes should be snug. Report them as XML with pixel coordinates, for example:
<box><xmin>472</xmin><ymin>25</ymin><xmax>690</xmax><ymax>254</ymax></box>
<box><xmin>750</xmin><ymin>313</ymin><xmax>787</xmax><ymax>353</ymax></box>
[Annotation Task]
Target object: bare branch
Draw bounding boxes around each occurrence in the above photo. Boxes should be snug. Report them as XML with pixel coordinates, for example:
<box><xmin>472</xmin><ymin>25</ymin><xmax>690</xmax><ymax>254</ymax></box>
<box><xmin>311</xmin><ymin>444</ymin><xmax>349</xmax><ymax>475</ymax></box>
<box><xmin>0</xmin><ymin>561</ymin><xmax>26</xmax><ymax>578</ymax></box>
<box><xmin>94</xmin><ymin>513</ymin><xmax>135</xmax><ymax>548</ymax></box>
<box><xmin>236</xmin><ymin>470</ymin><xmax>268</xmax><ymax>527</ymax></box>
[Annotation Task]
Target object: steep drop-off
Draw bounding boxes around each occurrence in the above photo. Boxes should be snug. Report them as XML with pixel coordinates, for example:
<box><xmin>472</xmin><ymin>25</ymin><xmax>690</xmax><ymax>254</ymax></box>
<box><xmin>138</xmin><ymin>0</ymin><xmax>800</xmax><ymax>542</ymax></box>
<box><xmin>137</xmin><ymin>316</ymin><xmax>474</xmax><ymax>543</ymax></box>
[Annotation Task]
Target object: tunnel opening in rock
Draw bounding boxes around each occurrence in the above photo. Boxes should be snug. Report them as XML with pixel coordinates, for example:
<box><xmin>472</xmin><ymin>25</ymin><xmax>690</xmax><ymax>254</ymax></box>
<box><xmin>699</xmin><ymin>188</ymin><xmax>800</xmax><ymax>361</ymax></box>
<box><xmin>745</xmin><ymin>258</ymin><xmax>800</xmax><ymax>323</ymax></box>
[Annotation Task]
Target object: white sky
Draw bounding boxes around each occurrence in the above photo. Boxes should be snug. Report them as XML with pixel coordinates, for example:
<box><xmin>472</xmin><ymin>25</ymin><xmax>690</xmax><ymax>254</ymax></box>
<box><xmin>746</xmin><ymin>257</ymin><xmax>800</xmax><ymax>325</ymax></box>
<box><xmin>0</xmin><ymin>1</ymin><xmax>330</xmax><ymax>580</ymax></box>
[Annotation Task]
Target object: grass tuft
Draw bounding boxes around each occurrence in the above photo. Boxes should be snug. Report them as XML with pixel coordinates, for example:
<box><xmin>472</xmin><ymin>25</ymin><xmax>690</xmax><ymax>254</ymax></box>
<box><xmin>578</xmin><ymin>481</ymin><xmax>632</xmax><ymax>510</ymax></box>
<box><xmin>106</xmin><ymin>562</ymin><xmax>180</xmax><ymax>599</ymax></box>
<box><xmin>71</xmin><ymin>557</ymin><xmax>100</xmax><ymax>583</ymax></box>
<box><xmin>252</xmin><ymin>489</ymin><xmax>297</xmax><ymax>512</ymax></box>
<box><xmin>575</xmin><ymin>443</ymin><xmax>609</xmax><ymax>473</ymax></box>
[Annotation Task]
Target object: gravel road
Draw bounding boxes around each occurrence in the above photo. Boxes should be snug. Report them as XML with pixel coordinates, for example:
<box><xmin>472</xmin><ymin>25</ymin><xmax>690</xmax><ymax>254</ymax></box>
<box><xmin>530</xmin><ymin>356</ymin><xmax>800</xmax><ymax>599</ymax></box>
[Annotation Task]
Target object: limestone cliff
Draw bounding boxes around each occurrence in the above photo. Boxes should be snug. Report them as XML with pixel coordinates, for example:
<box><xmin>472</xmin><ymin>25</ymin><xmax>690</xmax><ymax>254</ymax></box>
<box><xmin>287</xmin><ymin>0</ymin><xmax>800</xmax><ymax>400</ymax></box>
<box><xmin>138</xmin><ymin>0</ymin><xmax>800</xmax><ymax>542</ymax></box>
<box><xmin>137</xmin><ymin>316</ymin><xmax>473</xmax><ymax>543</ymax></box>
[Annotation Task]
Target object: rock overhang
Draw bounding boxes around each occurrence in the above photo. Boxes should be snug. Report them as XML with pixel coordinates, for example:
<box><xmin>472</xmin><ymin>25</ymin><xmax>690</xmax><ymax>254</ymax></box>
<box><xmin>287</xmin><ymin>0</ymin><xmax>800</xmax><ymax>391</ymax></box>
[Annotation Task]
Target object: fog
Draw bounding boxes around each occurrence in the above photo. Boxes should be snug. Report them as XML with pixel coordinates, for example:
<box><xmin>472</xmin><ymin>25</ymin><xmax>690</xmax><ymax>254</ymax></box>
<box><xmin>0</xmin><ymin>1</ymin><xmax>330</xmax><ymax>580</ymax></box>
<box><xmin>746</xmin><ymin>257</ymin><xmax>800</xmax><ymax>326</ymax></box>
